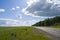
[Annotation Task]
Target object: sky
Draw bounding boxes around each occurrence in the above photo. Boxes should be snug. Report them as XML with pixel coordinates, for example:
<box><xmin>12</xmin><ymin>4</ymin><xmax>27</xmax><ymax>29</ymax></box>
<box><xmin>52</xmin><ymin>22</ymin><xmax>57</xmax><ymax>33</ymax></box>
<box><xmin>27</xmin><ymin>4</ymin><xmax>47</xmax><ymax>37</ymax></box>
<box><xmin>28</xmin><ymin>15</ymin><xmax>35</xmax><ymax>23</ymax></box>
<box><xmin>0</xmin><ymin>0</ymin><xmax>60</xmax><ymax>26</ymax></box>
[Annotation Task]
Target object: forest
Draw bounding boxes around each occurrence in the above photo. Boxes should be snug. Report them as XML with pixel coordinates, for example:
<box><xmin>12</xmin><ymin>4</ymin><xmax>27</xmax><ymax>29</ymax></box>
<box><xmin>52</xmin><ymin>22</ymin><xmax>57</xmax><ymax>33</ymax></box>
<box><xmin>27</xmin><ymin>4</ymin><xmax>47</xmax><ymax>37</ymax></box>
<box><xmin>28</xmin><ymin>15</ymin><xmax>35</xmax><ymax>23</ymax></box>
<box><xmin>32</xmin><ymin>16</ymin><xmax>60</xmax><ymax>26</ymax></box>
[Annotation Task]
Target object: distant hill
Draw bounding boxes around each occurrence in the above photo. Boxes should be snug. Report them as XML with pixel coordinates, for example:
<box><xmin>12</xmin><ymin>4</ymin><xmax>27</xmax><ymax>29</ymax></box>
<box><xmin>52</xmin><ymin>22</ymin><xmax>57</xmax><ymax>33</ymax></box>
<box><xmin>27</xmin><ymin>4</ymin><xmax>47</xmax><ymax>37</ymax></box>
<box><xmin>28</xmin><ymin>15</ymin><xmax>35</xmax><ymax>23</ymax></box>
<box><xmin>32</xmin><ymin>16</ymin><xmax>60</xmax><ymax>27</ymax></box>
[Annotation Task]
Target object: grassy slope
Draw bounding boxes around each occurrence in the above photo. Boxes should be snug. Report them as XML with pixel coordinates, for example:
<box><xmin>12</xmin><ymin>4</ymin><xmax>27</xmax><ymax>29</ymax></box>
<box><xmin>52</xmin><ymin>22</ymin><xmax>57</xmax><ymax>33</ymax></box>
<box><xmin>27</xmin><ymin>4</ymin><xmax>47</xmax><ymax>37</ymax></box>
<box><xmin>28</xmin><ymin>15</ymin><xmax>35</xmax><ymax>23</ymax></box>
<box><xmin>49</xmin><ymin>23</ymin><xmax>60</xmax><ymax>28</ymax></box>
<box><xmin>0</xmin><ymin>27</ymin><xmax>49</xmax><ymax>40</ymax></box>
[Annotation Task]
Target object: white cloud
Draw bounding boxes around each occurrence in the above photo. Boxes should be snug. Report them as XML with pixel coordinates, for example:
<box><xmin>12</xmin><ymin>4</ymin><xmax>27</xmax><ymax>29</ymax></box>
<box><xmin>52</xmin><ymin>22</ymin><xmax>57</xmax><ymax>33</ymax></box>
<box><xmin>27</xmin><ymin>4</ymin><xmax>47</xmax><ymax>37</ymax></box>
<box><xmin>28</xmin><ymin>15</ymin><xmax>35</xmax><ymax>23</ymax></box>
<box><xmin>0</xmin><ymin>18</ymin><xmax>18</xmax><ymax>26</ymax></box>
<box><xmin>0</xmin><ymin>18</ymin><xmax>38</xmax><ymax>26</ymax></box>
<box><xmin>12</xmin><ymin>8</ymin><xmax>15</xmax><ymax>10</ymax></box>
<box><xmin>22</xmin><ymin>0</ymin><xmax>60</xmax><ymax>17</ymax></box>
<box><xmin>12</xmin><ymin>6</ymin><xmax>20</xmax><ymax>10</ymax></box>
<box><xmin>0</xmin><ymin>9</ymin><xmax>5</xmax><ymax>12</ymax></box>
<box><xmin>27</xmin><ymin>0</ymin><xmax>39</xmax><ymax>6</ymax></box>
<box><xmin>16</xmin><ymin>6</ymin><xmax>20</xmax><ymax>9</ymax></box>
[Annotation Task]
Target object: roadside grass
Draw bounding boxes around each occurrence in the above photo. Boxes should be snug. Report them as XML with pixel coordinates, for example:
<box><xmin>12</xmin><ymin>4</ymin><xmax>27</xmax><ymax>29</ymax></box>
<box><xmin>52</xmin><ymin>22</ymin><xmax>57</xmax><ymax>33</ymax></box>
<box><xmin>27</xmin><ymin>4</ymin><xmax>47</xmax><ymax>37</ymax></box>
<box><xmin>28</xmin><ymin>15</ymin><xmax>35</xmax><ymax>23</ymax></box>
<box><xmin>52</xmin><ymin>23</ymin><xmax>60</xmax><ymax>28</ymax></box>
<box><xmin>48</xmin><ymin>23</ymin><xmax>60</xmax><ymax>28</ymax></box>
<box><xmin>0</xmin><ymin>27</ymin><xmax>50</xmax><ymax>40</ymax></box>
<box><xmin>49</xmin><ymin>26</ymin><xmax>60</xmax><ymax>28</ymax></box>
<box><xmin>36</xmin><ymin>23</ymin><xmax>60</xmax><ymax>28</ymax></box>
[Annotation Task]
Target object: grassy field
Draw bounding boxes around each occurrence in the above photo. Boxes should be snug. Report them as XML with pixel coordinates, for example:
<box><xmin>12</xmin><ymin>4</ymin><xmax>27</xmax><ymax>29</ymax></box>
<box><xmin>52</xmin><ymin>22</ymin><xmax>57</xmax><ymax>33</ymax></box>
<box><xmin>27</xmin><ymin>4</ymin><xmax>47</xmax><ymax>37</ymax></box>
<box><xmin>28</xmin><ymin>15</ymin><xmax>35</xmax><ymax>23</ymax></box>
<box><xmin>48</xmin><ymin>23</ymin><xmax>60</xmax><ymax>28</ymax></box>
<box><xmin>52</xmin><ymin>23</ymin><xmax>60</xmax><ymax>28</ymax></box>
<box><xmin>50</xmin><ymin>26</ymin><xmax>60</xmax><ymax>28</ymax></box>
<box><xmin>0</xmin><ymin>27</ymin><xmax>50</xmax><ymax>40</ymax></box>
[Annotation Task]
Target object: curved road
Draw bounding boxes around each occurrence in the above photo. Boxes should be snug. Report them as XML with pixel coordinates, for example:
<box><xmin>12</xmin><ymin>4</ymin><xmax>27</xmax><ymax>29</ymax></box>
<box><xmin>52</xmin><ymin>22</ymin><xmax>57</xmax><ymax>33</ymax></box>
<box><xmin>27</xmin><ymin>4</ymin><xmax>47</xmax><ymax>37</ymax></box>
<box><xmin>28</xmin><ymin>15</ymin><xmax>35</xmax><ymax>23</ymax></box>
<box><xmin>34</xmin><ymin>27</ymin><xmax>60</xmax><ymax>40</ymax></box>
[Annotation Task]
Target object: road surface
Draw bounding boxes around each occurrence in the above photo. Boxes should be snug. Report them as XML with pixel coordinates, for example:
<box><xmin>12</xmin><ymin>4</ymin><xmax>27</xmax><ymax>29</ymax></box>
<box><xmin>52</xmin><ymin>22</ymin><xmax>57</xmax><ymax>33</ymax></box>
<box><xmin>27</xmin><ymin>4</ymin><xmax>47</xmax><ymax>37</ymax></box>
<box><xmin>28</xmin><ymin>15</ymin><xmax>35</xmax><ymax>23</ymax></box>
<box><xmin>34</xmin><ymin>27</ymin><xmax>60</xmax><ymax>40</ymax></box>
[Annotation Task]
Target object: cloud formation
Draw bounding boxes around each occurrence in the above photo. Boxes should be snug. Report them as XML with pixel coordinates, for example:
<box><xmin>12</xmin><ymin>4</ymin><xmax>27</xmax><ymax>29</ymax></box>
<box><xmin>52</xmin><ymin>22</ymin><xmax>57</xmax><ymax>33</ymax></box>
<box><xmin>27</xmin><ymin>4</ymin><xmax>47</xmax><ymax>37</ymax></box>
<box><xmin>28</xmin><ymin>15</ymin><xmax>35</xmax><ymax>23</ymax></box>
<box><xmin>16</xmin><ymin>6</ymin><xmax>20</xmax><ymax>9</ymax></box>
<box><xmin>12</xmin><ymin>8</ymin><xmax>15</xmax><ymax>10</ymax></box>
<box><xmin>0</xmin><ymin>9</ymin><xmax>5</xmax><ymax>12</ymax></box>
<box><xmin>22</xmin><ymin>0</ymin><xmax>60</xmax><ymax>17</ymax></box>
<box><xmin>0</xmin><ymin>18</ymin><xmax>38</xmax><ymax>26</ymax></box>
<box><xmin>12</xmin><ymin>6</ymin><xmax>20</xmax><ymax>10</ymax></box>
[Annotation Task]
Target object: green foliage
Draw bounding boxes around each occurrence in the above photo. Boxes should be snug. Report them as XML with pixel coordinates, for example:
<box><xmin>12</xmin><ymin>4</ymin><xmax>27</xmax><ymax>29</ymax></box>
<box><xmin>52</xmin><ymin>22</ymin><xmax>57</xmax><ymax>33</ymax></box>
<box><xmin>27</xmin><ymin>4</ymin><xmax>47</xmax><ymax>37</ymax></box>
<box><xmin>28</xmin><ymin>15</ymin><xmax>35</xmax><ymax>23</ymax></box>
<box><xmin>32</xmin><ymin>16</ymin><xmax>60</xmax><ymax>26</ymax></box>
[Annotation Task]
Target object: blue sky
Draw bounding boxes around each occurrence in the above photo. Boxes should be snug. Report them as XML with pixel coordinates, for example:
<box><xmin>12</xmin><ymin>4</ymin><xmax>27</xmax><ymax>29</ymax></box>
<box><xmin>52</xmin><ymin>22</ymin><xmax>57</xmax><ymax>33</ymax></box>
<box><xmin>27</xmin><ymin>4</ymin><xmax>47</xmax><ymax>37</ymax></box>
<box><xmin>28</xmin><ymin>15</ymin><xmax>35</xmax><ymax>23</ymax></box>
<box><xmin>0</xmin><ymin>0</ymin><xmax>60</xmax><ymax>26</ymax></box>
<box><xmin>0</xmin><ymin>0</ymin><xmax>45</xmax><ymax>26</ymax></box>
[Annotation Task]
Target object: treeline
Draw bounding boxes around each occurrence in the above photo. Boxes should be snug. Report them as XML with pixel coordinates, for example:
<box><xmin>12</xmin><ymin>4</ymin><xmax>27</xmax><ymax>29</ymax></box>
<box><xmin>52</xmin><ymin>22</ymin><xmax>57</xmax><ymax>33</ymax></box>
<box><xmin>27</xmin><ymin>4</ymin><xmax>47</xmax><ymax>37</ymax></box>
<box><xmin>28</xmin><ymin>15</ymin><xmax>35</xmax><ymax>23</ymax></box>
<box><xmin>32</xmin><ymin>16</ymin><xmax>60</xmax><ymax>26</ymax></box>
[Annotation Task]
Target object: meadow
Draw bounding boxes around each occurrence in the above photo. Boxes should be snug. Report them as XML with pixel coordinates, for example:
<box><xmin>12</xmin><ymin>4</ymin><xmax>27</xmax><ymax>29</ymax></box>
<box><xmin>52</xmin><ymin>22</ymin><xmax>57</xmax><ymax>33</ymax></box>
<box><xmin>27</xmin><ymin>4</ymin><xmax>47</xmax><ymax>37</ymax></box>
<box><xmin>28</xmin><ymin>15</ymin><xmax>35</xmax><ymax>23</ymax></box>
<box><xmin>0</xmin><ymin>27</ymin><xmax>50</xmax><ymax>40</ymax></box>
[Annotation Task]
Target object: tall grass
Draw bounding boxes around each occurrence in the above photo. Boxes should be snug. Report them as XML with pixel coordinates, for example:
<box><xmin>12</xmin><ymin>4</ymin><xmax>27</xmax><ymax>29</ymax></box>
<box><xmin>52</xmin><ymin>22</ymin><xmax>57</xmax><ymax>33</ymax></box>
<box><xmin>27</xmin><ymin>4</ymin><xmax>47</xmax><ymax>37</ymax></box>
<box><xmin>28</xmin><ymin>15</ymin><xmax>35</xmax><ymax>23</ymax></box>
<box><xmin>0</xmin><ymin>27</ymin><xmax>49</xmax><ymax>40</ymax></box>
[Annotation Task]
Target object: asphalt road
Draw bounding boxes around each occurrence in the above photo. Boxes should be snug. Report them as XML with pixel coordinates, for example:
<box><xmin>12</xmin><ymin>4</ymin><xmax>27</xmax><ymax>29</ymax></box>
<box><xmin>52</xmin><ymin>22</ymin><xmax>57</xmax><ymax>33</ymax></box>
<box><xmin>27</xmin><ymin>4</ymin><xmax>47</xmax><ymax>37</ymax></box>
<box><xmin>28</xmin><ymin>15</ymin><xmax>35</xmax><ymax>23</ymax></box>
<box><xmin>34</xmin><ymin>27</ymin><xmax>60</xmax><ymax>40</ymax></box>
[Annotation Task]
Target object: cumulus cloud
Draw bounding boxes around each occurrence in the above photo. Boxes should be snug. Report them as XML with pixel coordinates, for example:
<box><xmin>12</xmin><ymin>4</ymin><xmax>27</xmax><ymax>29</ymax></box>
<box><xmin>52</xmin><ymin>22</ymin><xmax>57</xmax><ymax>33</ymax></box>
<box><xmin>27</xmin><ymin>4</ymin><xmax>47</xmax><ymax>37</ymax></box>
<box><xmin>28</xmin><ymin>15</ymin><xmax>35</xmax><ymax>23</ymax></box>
<box><xmin>16</xmin><ymin>6</ymin><xmax>20</xmax><ymax>9</ymax></box>
<box><xmin>0</xmin><ymin>18</ymin><xmax>38</xmax><ymax>26</ymax></box>
<box><xmin>0</xmin><ymin>9</ymin><xmax>5</xmax><ymax>12</ymax></box>
<box><xmin>22</xmin><ymin>0</ymin><xmax>60</xmax><ymax>17</ymax></box>
<box><xmin>12</xmin><ymin>6</ymin><xmax>20</xmax><ymax>10</ymax></box>
<box><xmin>12</xmin><ymin>8</ymin><xmax>15</xmax><ymax>10</ymax></box>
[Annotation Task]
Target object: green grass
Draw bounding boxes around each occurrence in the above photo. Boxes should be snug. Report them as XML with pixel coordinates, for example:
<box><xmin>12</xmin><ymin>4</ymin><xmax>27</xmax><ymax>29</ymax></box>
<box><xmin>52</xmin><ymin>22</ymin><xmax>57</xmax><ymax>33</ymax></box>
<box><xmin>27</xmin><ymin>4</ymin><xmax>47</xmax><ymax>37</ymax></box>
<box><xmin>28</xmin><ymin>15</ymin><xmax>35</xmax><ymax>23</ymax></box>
<box><xmin>40</xmin><ymin>23</ymin><xmax>60</xmax><ymax>28</ymax></box>
<box><xmin>0</xmin><ymin>27</ymin><xmax>50</xmax><ymax>40</ymax></box>
<box><xmin>53</xmin><ymin>23</ymin><xmax>60</xmax><ymax>28</ymax></box>
<box><xmin>48</xmin><ymin>23</ymin><xmax>60</xmax><ymax>28</ymax></box>
<box><xmin>50</xmin><ymin>26</ymin><xmax>60</xmax><ymax>28</ymax></box>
